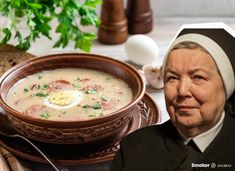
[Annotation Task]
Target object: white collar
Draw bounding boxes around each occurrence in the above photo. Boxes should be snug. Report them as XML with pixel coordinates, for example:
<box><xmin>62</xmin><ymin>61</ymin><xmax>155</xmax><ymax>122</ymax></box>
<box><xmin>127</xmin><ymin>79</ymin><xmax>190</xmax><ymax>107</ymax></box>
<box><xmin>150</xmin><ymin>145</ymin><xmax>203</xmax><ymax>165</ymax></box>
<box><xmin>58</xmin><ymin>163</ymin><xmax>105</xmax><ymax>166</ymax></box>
<box><xmin>182</xmin><ymin>111</ymin><xmax>225</xmax><ymax>152</ymax></box>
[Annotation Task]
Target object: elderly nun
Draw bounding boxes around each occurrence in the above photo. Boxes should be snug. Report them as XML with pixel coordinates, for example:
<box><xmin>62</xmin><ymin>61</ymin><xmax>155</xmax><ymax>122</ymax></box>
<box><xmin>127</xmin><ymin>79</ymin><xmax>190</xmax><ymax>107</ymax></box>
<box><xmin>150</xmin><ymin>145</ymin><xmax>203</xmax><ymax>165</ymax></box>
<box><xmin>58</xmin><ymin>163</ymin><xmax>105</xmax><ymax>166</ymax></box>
<box><xmin>110</xmin><ymin>22</ymin><xmax>235</xmax><ymax>171</ymax></box>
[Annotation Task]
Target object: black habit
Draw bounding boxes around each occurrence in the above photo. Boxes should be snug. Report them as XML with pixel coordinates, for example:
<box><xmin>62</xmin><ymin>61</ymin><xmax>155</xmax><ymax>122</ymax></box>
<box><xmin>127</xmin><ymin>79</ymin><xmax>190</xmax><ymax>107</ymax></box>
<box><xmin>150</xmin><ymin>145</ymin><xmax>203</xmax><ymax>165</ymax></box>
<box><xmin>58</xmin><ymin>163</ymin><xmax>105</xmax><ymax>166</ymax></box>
<box><xmin>110</xmin><ymin>113</ymin><xmax>235</xmax><ymax>171</ymax></box>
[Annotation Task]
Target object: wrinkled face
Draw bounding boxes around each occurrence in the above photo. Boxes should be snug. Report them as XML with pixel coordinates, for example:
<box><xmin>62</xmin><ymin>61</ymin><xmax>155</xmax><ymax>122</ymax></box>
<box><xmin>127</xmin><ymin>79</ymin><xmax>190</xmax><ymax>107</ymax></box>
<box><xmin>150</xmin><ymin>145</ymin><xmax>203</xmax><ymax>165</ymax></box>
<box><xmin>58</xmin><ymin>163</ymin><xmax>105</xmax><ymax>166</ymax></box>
<box><xmin>164</xmin><ymin>48</ymin><xmax>226</xmax><ymax>137</ymax></box>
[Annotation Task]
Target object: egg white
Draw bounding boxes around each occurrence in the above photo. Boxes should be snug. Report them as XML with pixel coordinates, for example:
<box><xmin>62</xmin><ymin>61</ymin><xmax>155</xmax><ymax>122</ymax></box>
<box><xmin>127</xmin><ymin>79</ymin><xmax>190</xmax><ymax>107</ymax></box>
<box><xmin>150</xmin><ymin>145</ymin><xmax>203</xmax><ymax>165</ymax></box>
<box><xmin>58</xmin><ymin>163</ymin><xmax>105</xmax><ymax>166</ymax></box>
<box><xmin>43</xmin><ymin>90</ymin><xmax>83</xmax><ymax>110</ymax></box>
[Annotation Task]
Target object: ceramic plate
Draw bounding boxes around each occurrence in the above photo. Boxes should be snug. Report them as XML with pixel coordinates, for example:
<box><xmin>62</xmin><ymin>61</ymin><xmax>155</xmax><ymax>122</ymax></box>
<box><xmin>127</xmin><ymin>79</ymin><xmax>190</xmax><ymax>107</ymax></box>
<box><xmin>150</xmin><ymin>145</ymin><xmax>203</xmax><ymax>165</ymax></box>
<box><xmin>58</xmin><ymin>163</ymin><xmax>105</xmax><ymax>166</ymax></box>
<box><xmin>0</xmin><ymin>93</ymin><xmax>160</xmax><ymax>166</ymax></box>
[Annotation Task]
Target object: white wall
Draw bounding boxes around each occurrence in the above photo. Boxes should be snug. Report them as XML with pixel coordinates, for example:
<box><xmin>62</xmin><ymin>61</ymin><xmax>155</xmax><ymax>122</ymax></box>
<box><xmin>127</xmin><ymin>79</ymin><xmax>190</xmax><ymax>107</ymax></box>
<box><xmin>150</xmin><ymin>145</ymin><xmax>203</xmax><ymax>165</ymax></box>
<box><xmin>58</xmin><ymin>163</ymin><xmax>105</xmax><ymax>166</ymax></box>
<box><xmin>124</xmin><ymin>0</ymin><xmax>235</xmax><ymax>17</ymax></box>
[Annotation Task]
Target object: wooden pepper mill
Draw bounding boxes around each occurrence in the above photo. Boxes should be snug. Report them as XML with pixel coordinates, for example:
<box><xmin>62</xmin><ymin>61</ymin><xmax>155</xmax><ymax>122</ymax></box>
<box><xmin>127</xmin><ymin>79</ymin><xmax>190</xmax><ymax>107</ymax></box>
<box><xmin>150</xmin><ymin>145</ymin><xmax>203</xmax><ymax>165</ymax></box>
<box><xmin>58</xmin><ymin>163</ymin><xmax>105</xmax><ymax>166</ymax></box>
<box><xmin>98</xmin><ymin>0</ymin><xmax>128</xmax><ymax>44</ymax></box>
<box><xmin>126</xmin><ymin>0</ymin><xmax>153</xmax><ymax>34</ymax></box>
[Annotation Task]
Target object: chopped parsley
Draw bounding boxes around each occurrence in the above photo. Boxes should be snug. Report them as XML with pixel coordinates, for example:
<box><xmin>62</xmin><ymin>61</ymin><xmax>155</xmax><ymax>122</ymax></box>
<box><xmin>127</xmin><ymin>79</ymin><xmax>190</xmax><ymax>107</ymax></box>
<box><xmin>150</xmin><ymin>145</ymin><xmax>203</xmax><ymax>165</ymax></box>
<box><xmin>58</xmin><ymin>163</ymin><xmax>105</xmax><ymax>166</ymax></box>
<box><xmin>88</xmin><ymin>112</ymin><xmax>103</xmax><ymax>118</ymax></box>
<box><xmin>24</xmin><ymin>88</ymin><xmax>29</xmax><ymax>93</ymax></box>
<box><xmin>31</xmin><ymin>93</ymin><xmax>48</xmax><ymax>97</ymax></box>
<box><xmin>83</xmin><ymin>102</ymin><xmax>101</xmax><ymax>110</ymax></box>
<box><xmin>93</xmin><ymin>102</ymin><xmax>101</xmax><ymax>109</ymax></box>
<box><xmin>83</xmin><ymin>105</ymin><xmax>91</xmax><ymax>109</ymax></box>
<box><xmin>72</xmin><ymin>83</ymin><xmax>80</xmax><ymax>89</ymax></box>
<box><xmin>42</xmin><ymin>84</ymin><xmax>49</xmax><ymax>90</ymax></box>
<box><xmin>86</xmin><ymin>89</ymin><xmax>97</xmax><ymax>94</ymax></box>
<box><xmin>88</xmin><ymin>114</ymin><xmax>96</xmax><ymax>117</ymax></box>
<box><xmin>101</xmin><ymin>96</ymin><xmax>108</xmax><ymax>101</ymax></box>
<box><xmin>40</xmin><ymin>113</ymin><xmax>49</xmax><ymax>119</ymax></box>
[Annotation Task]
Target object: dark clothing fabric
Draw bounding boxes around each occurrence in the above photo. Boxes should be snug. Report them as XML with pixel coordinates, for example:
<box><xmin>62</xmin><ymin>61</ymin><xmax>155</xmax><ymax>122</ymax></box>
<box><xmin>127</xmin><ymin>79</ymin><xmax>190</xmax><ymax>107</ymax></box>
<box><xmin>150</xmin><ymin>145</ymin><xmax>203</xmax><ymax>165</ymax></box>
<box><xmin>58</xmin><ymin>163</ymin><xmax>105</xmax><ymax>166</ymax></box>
<box><xmin>110</xmin><ymin>113</ymin><xmax>235</xmax><ymax>171</ymax></box>
<box><xmin>186</xmin><ymin>140</ymin><xmax>202</xmax><ymax>153</ymax></box>
<box><xmin>225</xmin><ymin>92</ymin><xmax>235</xmax><ymax>117</ymax></box>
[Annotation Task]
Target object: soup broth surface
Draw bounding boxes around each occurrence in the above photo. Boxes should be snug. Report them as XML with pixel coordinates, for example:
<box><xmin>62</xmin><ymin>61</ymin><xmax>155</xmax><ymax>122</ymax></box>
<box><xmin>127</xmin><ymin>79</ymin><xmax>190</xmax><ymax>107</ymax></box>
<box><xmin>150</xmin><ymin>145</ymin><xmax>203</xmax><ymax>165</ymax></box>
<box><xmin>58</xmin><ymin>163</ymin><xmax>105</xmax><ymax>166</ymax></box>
<box><xmin>6</xmin><ymin>68</ymin><xmax>133</xmax><ymax>121</ymax></box>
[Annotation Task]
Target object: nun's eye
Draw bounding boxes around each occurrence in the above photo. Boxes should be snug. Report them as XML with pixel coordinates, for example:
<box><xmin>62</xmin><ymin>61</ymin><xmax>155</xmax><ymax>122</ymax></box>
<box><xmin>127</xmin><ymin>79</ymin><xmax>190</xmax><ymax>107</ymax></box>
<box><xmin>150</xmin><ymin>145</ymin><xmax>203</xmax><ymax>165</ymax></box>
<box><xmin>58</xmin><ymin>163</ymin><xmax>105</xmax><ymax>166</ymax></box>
<box><xmin>191</xmin><ymin>75</ymin><xmax>207</xmax><ymax>84</ymax></box>
<box><xmin>192</xmin><ymin>74</ymin><xmax>206</xmax><ymax>81</ymax></box>
<box><xmin>193</xmin><ymin>75</ymin><xmax>204</xmax><ymax>80</ymax></box>
<box><xmin>167</xmin><ymin>75</ymin><xmax>178</xmax><ymax>82</ymax></box>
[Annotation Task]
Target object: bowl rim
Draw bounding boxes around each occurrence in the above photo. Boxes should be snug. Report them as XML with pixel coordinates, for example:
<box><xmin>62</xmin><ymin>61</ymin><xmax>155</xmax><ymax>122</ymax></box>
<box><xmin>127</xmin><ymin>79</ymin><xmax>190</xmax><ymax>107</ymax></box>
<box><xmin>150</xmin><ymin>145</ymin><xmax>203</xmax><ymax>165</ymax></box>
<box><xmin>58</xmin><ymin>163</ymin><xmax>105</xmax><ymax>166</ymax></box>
<box><xmin>0</xmin><ymin>53</ymin><xmax>146</xmax><ymax>127</ymax></box>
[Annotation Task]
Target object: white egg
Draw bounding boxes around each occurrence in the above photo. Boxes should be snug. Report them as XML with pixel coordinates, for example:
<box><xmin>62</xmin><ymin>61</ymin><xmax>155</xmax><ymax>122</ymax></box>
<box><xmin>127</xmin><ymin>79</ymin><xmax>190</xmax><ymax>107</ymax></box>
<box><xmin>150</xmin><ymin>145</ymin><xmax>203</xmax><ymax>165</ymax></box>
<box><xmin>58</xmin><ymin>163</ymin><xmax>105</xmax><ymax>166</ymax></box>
<box><xmin>125</xmin><ymin>34</ymin><xmax>159</xmax><ymax>66</ymax></box>
<box><xmin>43</xmin><ymin>90</ymin><xmax>83</xmax><ymax>110</ymax></box>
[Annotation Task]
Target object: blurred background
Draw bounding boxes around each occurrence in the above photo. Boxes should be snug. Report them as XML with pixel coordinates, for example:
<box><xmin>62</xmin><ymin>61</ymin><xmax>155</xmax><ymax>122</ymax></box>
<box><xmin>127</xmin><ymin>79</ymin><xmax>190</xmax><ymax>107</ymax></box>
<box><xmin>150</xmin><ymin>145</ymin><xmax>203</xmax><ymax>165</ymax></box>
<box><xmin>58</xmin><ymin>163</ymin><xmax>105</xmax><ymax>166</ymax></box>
<box><xmin>121</xmin><ymin>0</ymin><xmax>235</xmax><ymax>59</ymax></box>
<box><xmin>152</xmin><ymin>0</ymin><xmax>235</xmax><ymax>17</ymax></box>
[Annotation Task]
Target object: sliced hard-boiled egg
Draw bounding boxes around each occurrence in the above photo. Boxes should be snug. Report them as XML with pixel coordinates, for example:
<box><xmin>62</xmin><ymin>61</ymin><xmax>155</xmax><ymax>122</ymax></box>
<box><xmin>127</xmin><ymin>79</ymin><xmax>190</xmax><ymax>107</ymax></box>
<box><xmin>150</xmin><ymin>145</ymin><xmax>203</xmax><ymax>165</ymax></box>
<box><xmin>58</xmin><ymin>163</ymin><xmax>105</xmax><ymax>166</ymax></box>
<box><xmin>43</xmin><ymin>90</ymin><xmax>83</xmax><ymax>110</ymax></box>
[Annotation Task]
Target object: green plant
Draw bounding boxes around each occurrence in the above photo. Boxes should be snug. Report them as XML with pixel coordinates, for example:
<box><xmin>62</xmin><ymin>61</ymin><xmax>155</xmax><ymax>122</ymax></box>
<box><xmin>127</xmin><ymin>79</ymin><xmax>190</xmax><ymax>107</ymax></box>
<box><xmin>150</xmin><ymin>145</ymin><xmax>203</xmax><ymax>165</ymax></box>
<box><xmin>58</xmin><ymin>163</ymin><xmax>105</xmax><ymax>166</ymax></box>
<box><xmin>0</xmin><ymin>0</ymin><xmax>102</xmax><ymax>52</ymax></box>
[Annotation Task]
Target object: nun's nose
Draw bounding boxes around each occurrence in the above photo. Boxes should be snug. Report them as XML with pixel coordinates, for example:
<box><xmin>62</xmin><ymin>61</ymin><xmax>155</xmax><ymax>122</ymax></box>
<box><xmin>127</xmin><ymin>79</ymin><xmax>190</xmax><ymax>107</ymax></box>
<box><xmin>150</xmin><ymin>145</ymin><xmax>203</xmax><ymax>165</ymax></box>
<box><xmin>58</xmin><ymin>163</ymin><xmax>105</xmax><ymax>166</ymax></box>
<box><xmin>178</xmin><ymin>77</ymin><xmax>192</xmax><ymax>97</ymax></box>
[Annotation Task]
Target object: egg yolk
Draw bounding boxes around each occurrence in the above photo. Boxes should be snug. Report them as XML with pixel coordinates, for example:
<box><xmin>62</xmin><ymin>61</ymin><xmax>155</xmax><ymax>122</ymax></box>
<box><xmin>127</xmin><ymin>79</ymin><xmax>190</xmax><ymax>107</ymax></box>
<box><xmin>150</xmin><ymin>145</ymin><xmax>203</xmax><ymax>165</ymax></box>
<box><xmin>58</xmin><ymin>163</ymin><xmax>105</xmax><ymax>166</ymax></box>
<box><xmin>49</xmin><ymin>91</ymin><xmax>73</xmax><ymax>106</ymax></box>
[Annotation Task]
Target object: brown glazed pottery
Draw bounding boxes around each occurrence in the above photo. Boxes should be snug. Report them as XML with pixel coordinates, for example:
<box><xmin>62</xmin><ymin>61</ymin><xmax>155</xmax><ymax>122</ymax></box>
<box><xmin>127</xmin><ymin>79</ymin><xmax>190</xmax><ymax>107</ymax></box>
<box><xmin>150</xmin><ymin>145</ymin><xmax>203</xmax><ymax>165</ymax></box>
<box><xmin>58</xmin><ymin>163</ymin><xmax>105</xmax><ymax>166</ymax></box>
<box><xmin>126</xmin><ymin>0</ymin><xmax>153</xmax><ymax>34</ymax></box>
<box><xmin>0</xmin><ymin>93</ymin><xmax>160</xmax><ymax>165</ymax></box>
<box><xmin>98</xmin><ymin>0</ymin><xmax>128</xmax><ymax>44</ymax></box>
<box><xmin>0</xmin><ymin>53</ymin><xmax>145</xmax><ymax>145</ymax></box>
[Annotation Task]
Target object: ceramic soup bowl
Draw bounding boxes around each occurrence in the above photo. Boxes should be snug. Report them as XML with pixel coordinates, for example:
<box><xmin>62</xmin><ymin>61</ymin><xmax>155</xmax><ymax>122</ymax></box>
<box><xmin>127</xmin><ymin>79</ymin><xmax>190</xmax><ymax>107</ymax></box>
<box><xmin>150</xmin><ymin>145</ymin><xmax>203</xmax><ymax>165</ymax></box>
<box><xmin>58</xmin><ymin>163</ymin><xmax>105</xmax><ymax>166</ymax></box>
<box><xmin>0</xmin><ymin>53</ymin><xmax>145</xmax><ymax>145</ymax></box>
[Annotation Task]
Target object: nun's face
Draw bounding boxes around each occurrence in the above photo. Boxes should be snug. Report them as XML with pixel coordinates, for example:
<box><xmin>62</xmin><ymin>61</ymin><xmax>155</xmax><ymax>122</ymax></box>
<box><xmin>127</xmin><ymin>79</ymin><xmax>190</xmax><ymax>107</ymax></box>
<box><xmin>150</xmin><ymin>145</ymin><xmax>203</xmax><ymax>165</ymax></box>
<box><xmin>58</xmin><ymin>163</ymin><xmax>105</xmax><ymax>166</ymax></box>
<box><xmin>164</xmin><ymin>48</ymin><xmax>226</xmax><ymax>137</ymax></box>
